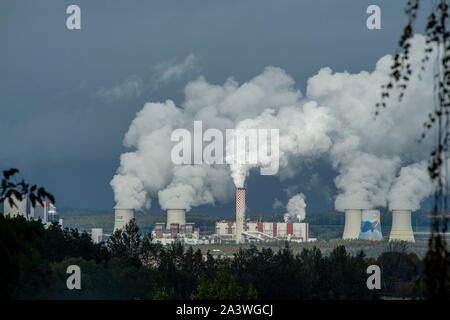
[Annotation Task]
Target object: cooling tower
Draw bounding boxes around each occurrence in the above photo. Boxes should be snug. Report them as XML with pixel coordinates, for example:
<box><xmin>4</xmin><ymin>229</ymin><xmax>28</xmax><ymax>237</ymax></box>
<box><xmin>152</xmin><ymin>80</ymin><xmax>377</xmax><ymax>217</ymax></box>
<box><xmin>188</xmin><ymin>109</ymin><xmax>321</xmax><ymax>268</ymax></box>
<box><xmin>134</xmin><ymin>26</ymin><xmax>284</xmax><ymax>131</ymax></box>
<box><xmin>342</xmin><ymin>209</ymin><xmax>362</xmax><ymax>239</ymax></box>
<box><xmin>359</xmin><ymin>209</ymin><xmax>383</xmax><ymax>241</ymax></box>
<box><xmin>166</xmin><ymin>209</ymin><xmax>186</xmax><ymax>230</ymax></box>
<box><xmin>113</xmin><ymin>208</ymin><xmax>135</xmax><ymax>232</ymax></box>
<box><xmin>236</xmin><ymin>188</ymin><xmax>245</xmax><ymax>244</ymax></box>
<box><xmin>4</xmin><ymin>194</ymin><xmax>27</xmax><ymax>218</ymax></box>
<box><xmin>389</xmin><ymin>210</ymin><xmax>415</xmax><ymax>242</ymax></box>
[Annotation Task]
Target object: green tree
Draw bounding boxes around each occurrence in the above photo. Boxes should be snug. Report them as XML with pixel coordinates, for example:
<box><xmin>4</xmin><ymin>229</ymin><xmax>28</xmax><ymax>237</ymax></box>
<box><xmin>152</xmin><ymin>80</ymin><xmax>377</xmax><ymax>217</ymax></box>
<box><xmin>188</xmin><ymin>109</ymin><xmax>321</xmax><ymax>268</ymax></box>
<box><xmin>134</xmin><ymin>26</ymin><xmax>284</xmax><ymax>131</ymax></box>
<box><xmin>0</xmin><ymin>168</ymin><xmax>54</xmax><ymax>209</ymax></box>
<box><xmin>191</xmin><ymin>265</ymin><xmax>243</xmax><ymax>300</ymax></box>
<box><xmin>247</xmin><ymin>283</ymin><xmax>258</xmax><ymax>300</ymax></box>
<box><xmin>107</xmin><ymin>218</ymin><xmax>157</xmax><ymax>267</ymax></box>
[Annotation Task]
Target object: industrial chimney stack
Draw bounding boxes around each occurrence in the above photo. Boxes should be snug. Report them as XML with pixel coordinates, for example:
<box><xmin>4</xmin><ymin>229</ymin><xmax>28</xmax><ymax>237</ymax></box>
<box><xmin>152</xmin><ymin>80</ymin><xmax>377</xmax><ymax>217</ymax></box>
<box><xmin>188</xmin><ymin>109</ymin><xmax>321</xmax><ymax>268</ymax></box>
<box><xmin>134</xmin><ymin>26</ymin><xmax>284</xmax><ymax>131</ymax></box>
<box><xmin>236</xmin><ymin>188</ymin><xmax>246</xmax><ymax>244</ymax></box>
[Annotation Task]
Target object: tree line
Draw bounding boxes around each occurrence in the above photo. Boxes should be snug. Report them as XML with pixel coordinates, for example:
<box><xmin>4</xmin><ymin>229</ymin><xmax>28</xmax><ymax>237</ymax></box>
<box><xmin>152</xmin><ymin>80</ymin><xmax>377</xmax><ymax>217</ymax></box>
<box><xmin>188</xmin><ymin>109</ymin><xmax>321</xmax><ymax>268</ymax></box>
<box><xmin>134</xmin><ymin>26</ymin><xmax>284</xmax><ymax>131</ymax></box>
<box><xmin>0</xmin><ymin>215</ymin><xmax>428</xmax><ymax>300</ymax></box>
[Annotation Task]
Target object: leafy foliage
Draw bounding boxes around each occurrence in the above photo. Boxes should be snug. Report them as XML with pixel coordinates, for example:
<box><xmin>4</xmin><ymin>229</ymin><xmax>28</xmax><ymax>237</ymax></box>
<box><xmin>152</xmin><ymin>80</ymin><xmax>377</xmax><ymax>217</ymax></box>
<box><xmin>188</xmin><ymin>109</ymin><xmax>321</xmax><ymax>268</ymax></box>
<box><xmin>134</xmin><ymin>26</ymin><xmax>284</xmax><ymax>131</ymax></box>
<box><xmin>0</xmin><ymin>216</ymin><xmax>434</xmax><ymax>300</ymax></box>
<box><xmin>0</xmin><ymin>168</ymin><xmax>54</xmax><ymax>209</ymax></box>
<box><xmin>191</xmin><ymin>265</ymin><xmax>243</xmax><ymax>300</ymax></box>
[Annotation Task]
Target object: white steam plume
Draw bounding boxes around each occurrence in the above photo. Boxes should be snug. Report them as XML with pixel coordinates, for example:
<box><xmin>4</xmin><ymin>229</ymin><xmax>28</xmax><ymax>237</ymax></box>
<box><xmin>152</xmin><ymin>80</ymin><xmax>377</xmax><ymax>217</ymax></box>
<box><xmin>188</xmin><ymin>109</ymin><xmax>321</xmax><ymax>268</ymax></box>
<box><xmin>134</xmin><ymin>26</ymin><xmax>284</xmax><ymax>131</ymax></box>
<box><xmin>388</xmin><ymin>161</ymin><xmax>435</xmax><ymax>211</ymax></box>
<box><xmin>158</xmin><ymin>165</ymin><xmax>234</xmax><ymax>211</ymax></box>
<box><xmin>306</xmin><ymin>34</ymin><xmax>435</xmax><ymax>211</ymax></box>
<box><xmin>333</xmin><ymin>151</ymin><xmax>401</xmax><ymax>211</ymax></box>
<box><xmin>111</xmin><ymin>34</ymin><xmax>436</xmax><ymax>213</ymax></box>
<box><xmin>227</xmin><ymin>101</ymin><xmax>334</xmax><ymax>187</ymax></box>
<box><xmin>285</xmin><ymin>193</ymin><xmax>307</xmax><ymax>222</ymax></box>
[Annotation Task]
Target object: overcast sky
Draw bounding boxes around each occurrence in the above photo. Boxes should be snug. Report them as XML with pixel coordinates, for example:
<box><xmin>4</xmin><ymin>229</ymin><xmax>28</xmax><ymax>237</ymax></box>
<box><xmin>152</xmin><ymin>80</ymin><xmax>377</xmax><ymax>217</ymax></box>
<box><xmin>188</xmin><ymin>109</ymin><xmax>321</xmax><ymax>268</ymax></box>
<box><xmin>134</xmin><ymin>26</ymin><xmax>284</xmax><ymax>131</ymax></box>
<box><xmin>0</xmin><ymin>1</ymin><xmax>430</xmax><ymax>214</ymax></box>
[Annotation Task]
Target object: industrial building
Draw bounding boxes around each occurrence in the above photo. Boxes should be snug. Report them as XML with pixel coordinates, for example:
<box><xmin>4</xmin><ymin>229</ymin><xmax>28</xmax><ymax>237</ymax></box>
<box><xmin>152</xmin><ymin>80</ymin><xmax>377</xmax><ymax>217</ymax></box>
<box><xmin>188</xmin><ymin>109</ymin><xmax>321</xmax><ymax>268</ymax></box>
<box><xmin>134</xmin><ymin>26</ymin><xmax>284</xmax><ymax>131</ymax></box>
<box><xmin>215</xmin><ymin>221</ymin><xmax>309</xmax><ymax>242</ymax></box>
<box><xmin>222</xmin><ymin>187</ymin><xmax>311</xmax><ymax>243</ymax></box>
<box><xmin>151</xmin><ymin>208</ymin><xmax>215</xmax><ymax>245</ymax></box>
<box><xmin>2</xmin><ymin>197</ymin><xmax>63</xmax><ymax>228</ymax></box>
<box><xmin>3</xmin><ymin>194</ymin><xmax>27</xmax><ymax>218</ymax></box>
<box><xmin>152</xmin><ymin>221</ymin><xmax>202</xmax><ymax>245</ymax></box>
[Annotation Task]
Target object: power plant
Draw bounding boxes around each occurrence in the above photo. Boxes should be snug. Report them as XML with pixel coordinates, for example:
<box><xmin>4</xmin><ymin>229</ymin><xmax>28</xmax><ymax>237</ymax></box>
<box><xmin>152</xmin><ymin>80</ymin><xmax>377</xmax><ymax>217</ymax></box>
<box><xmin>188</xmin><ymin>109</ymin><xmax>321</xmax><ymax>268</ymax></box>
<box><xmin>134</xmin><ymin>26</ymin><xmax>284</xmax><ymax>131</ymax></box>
<box><xmin>213</xmin><ymin>187</ymin><xmax>311</xmax><ymax>243</ymax></box>
<box><xmin>113</xmin><ymin>208</ymin><xmax>135</xmax><ymax>231</ymax></box>
<box><xmin>389</xmin><ymin>209</ymin><xmax>415</xmax><ymax>242</ymax></box>
<box><xmin>2</xmin><ymin>196</ymin><xmax>63</xmax><ymax>228</ymax></box>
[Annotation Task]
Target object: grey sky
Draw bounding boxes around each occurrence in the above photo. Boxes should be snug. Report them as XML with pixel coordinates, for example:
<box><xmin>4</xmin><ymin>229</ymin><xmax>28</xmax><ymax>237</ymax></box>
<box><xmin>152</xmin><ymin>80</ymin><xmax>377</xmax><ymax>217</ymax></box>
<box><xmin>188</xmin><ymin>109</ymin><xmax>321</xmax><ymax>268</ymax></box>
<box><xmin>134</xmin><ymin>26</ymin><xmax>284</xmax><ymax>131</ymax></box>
<box><xmin>0</xmin><ymin>1</ymin><xmax>430</xmax><ymax>213</ymax></box>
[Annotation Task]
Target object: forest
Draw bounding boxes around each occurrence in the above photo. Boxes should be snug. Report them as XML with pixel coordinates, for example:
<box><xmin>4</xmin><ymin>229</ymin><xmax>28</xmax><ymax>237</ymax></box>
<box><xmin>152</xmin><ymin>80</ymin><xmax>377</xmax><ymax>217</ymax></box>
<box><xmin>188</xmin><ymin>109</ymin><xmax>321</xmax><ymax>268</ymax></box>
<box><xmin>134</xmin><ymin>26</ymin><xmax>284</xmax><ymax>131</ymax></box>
<box><xmin>0</xmin><ymin>214</ymin><xmax>424</xmax><ymax>300</ymax></box>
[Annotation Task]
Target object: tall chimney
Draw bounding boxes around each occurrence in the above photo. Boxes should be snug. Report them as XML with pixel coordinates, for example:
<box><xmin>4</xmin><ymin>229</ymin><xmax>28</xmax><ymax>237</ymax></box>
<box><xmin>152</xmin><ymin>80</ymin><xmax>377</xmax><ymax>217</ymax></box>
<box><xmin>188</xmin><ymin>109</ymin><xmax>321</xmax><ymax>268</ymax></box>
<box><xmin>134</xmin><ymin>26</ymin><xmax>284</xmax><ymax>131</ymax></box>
<box><xmin>236</xmin><ymin>188</ymin><xmax>246</xmax><ymax>244</ymax></box>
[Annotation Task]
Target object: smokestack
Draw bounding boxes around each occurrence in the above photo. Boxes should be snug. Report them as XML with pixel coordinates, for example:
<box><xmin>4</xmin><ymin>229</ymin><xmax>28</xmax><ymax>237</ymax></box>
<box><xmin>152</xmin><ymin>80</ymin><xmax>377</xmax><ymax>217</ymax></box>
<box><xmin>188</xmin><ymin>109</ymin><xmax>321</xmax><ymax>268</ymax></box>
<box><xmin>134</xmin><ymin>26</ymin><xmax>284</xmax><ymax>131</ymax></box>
<box><xmin>113</xmin><ymin>208</ymin><xmax>135</xmax><ymax>232</ymax></box>
<box><xmin>389</xmin><ymin>209</ymin><xmax>415</xmax><ymax>242</ymax></box>
<box><xmin>236</xmin><ymin>188</ymin><xmax>245</xmax><ymax>244</ymax></box>
<box><xmin>166</xmin><ymin>209</ymin><xmax>186</xmax><ymax>230</ymax></box>
<box><xmin>342</xmin><ymin>209</ymin><xmax>362</xmax><ymax>239</ymax></box>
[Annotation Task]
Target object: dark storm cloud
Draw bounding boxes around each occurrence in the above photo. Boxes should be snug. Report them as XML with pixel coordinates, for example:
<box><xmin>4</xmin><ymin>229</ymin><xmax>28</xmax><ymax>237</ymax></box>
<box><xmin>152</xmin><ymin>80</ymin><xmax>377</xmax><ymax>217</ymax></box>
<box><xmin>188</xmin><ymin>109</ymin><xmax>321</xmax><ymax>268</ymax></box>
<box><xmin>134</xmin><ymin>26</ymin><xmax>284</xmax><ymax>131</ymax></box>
<box><xmin>0</xmin><ymin>0</ymin><xmax>428</xmax><ymax>210</ymax></box>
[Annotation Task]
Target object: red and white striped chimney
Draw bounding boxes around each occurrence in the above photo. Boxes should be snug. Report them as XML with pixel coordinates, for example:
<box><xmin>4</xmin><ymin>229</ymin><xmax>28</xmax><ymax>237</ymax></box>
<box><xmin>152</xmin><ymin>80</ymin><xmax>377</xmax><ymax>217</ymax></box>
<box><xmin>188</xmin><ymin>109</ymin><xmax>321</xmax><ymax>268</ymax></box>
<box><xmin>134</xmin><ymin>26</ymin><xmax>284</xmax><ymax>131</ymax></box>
<box><xmin>236</xmin><ymin>188</ymin><xmax>246</xmax><ymax>244</ymax></box>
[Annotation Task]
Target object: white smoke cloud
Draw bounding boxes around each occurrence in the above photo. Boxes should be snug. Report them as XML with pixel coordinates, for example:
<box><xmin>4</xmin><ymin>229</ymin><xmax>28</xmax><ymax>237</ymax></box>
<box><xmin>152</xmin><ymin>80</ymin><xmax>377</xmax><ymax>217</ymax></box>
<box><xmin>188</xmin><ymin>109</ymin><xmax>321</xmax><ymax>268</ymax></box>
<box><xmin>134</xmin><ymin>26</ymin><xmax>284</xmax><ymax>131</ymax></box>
<box><xmin>154</xmin><ymin>54</ymin><xmax>197</xmax><ymax>84</ymax></box>
<box><xmin>110</xmin><ymin>100</ymin><xmax>183</xmax><ymax>209</ymax></box>
<box><xmin>285</xmin><ymin>193</ymin><xmax>307</xmax><ymax>222</ymax></box>
<box><xmin>272</xmin><ymin>198</ymin><xmax>284</xmax><ymax>212</ymax></box>
<box><xmin>306</xmin><ymin>34</ymin><xmax>435</xmax><ymax>211</ymax></box>
<box><xmin>111</xmin><ymin>34</ymin><xmax>436</xmax><ymax>213</ymax></box>
<box><xmin>110</xmin><ymin>174</ymin><xmax>148</xmax><ymax>209</ymax></box>
<box><xmin>333</xmin><ymin>151</ymin><xmax>401</xmax><ymax>211</ymax></box>
<box><xmin>388</xmin><ymin>161</ymin><xmax>435</xmax><ymax>210</ymax></box>
<box><xmin>158</xmin><ymin>165</ymin><xmax>234</xmax><ymax>211</ymax></box>
<box><xmin>96</xmin><ymin>74</ymin><xmax>144</xmax><ymax>102</ymax></box>
<box><xmin>227</xmin><ymin>101</ymin><xmax>334</xmax><ymax>187</ymax></box>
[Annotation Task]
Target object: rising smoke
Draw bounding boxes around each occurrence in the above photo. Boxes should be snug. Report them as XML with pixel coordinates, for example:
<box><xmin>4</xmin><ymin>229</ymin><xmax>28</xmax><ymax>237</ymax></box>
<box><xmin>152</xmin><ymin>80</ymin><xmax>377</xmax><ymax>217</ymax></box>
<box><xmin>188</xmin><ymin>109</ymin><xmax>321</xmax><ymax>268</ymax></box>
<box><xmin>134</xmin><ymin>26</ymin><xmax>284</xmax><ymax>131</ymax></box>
<box><xmin>111</xmin><ymin>34</ymin><xmax>436</xmax><ymax>212</ymax></box>
<box><xmin>388</xmin><ymin>161</ymin><xmax>435</xmax><ymax>211</ymax></box>
<box><xmin>285</xmin><ymin>193</ymin><xmax>307</xmax><ymax>222</ymax></box>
